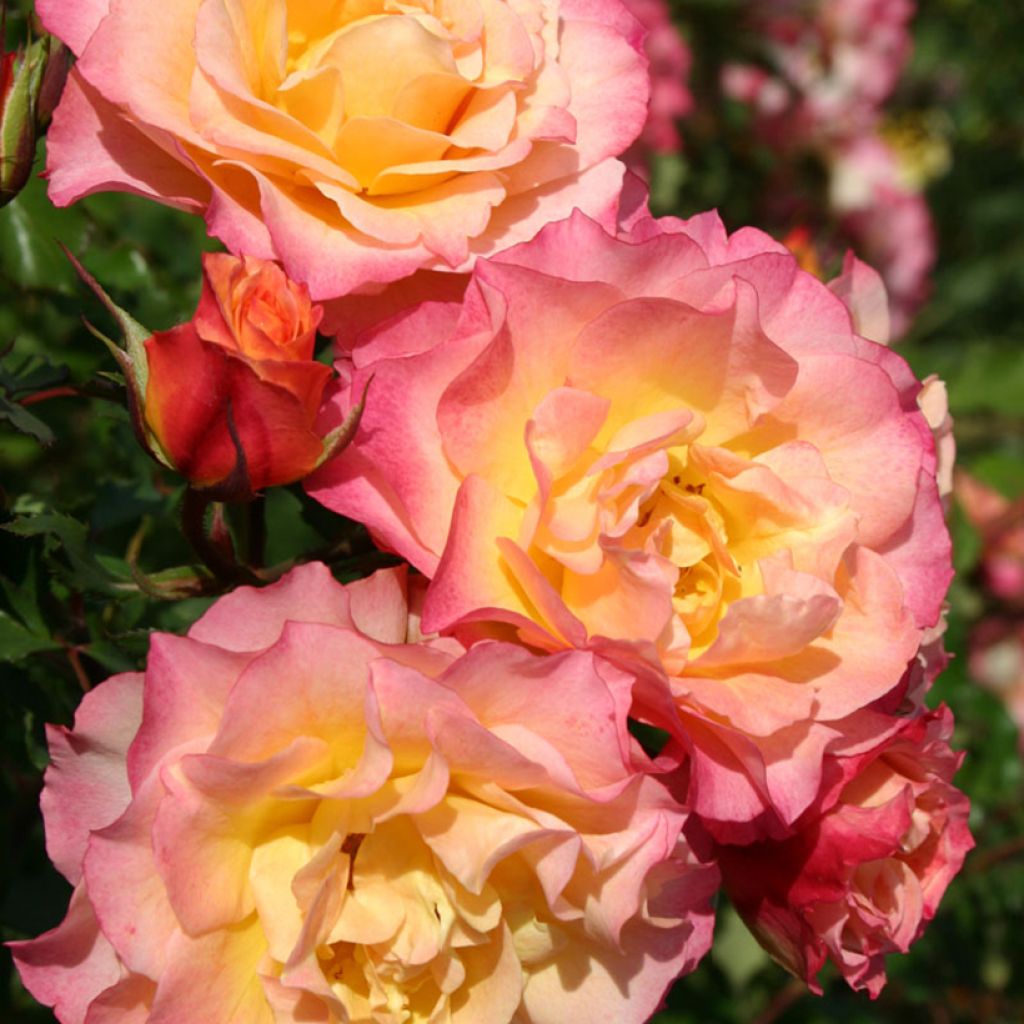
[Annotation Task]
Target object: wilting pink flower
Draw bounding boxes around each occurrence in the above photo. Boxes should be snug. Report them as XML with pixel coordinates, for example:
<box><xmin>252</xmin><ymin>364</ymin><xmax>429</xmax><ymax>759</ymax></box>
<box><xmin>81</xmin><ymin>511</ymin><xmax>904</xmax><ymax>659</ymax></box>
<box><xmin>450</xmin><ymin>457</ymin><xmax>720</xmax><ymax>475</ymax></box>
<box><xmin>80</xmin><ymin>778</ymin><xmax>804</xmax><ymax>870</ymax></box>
<box><xmin>957</xmin><ymin>472</ymin><xmax>1024</xmax><ymax>605</ymax></box>
<box><xmin>38</xmin><ymin>0</ymin><xmax>648</xmax><ymax>300</ymax></box>
<box><xmin>718</xmin><ymin>706</ymin><xmax>971</xmax><ymax>997</ymax></box>
<box><xmin>10</xmin><ymin>563</ymin><xmax>718</xmax><ymax>1024</ymax></box>
<box><xmin>310</xmin><ymin>210</ymin><xmax>952</xmax><ymax>843</ymax></box>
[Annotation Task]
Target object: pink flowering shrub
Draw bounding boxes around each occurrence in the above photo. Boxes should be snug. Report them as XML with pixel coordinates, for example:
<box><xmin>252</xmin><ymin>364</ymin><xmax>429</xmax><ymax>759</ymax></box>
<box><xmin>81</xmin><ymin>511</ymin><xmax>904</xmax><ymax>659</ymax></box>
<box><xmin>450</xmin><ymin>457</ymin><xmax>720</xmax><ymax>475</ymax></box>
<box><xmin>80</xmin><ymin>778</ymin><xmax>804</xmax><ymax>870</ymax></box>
<box><xmin>720</xmin><ymin>1</ymin><xmax>934</xmax><ymax>337</ymax></box>
<box><xmin>718</xmin><ymin>707</ymin><xmax>972</xmax><ymax>996</ymax></box>
<box><xmin>621</xmin><ymin>0</ymin><xmax>693</xmax><ymax>162</ymax></box>
<box><xmin>10</xmin><ymin>563</ymin><xmax>718</xmax><ymax>1024</ymax></box>
<box><xmin>37</xmin><ymin>0</ymin><xmax>649</xmax><ymax>299</ymax></box>
<box><xmin>957</xmin><ymin>472</ymin><xmax>1024</xmax><ymax>606</ymax></box>
<box><xmin>829</xmin><ymin>135</ymin><xmax>936</xmax><ymax>337</ymax></box>
<box><xmin>310</xmin><ymin>210</ymin><xmax>952</xmax><ymax>843</ymax></box>
<box><xmin>970</xmin><ymin>619</ymin><xmax>1024</xmax><ymax>755</ymax></box>
<box><xmin>722</xmin><ymin>0</ymin><xmax>914</xmax><ymax>149</ymax></box>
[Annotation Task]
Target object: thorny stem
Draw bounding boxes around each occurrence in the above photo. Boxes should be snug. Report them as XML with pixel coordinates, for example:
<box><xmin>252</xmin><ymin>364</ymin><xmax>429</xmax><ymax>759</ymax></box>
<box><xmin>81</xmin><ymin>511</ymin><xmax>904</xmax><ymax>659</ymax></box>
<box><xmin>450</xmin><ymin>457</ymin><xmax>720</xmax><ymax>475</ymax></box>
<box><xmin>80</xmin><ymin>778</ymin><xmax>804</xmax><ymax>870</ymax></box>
<box><xmin>181</xmin><ymin>488</ymin><xmax>259</xmax><ymax>587</ymax></box>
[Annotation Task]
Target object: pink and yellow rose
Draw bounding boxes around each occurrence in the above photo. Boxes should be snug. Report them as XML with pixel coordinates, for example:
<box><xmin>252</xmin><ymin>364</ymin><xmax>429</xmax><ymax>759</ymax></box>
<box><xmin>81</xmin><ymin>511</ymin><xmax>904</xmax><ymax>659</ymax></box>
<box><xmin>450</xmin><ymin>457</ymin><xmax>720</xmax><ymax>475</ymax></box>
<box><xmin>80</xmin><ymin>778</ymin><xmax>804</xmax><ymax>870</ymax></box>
<box><xmin>310</xmin><ymin>210</ymin><xmax>952</xmax><ymax>841</ymax></box>
<box><xmin>39</xmin><ymin>0</ymin><xmax>649</xmax><ymax>299</ymax></box>
<box><xmin>717</xmin><ymin>706</ymin><xmax>972</xmax><ymax>996</ymax></box>
<box><xmin>11</xmin><ymin>563</ymin><xmax>718</xmax><ymax>1024</ymax></box>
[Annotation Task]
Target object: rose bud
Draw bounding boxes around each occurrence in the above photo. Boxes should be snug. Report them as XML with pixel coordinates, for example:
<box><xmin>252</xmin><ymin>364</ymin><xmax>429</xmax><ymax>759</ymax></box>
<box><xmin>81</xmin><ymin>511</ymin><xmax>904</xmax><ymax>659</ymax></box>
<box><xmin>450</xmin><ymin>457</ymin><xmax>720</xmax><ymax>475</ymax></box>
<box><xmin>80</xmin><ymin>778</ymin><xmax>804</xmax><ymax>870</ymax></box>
<box><xmin>143</xmin><ymin>254</ymin><xmax>339</xmax><ymax>498</ymax></box>
<box><xmin>0</xmin><ymin>18</ymin><xmax>68</xmax><ymax>207</ymax></box>
<box><xmin>718</xmin><ymin>707</ymin><xmax>972</xmax><ymax>997</ymax></box>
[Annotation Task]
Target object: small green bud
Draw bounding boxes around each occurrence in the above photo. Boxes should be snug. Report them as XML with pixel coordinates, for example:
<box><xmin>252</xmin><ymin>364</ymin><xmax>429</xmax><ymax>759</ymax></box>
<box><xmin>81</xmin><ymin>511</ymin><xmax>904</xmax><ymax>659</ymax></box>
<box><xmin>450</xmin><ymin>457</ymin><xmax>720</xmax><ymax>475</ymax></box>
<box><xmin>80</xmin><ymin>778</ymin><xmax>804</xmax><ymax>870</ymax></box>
<box><xmin>0</xmin><ymin>21</ymin><xmax>69</xmax><ymax>208</ymax></box>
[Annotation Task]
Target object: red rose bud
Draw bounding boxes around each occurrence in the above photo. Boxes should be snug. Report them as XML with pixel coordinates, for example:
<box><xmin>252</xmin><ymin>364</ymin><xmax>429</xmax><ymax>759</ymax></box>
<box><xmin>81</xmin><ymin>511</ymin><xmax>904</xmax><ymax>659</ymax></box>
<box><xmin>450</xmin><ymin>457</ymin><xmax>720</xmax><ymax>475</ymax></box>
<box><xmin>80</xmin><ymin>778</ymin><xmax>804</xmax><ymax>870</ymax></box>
<box><xmin>144</xmin><ymin>254</ymin><xmax>340</xmax><ymax>498</ymax></box>
<box><xmin>0</xmin><ymin>20</ymin><xmax>67</xmax><ymax>207</ymax></box>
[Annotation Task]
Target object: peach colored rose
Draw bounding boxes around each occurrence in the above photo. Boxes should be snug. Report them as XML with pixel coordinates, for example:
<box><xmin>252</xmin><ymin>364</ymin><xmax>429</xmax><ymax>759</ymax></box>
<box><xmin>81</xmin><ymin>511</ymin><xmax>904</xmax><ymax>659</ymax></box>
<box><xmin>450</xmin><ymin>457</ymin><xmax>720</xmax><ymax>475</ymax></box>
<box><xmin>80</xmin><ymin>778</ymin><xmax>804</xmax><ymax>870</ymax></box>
<box><xmin>718</xmin><ymin>706</ymin><xmax>972</xmax><ymax>997</ymax></box>
<box><xmin>143</xmin><ymin>252</ymin><xmax>332</xmax><ymax>493</ymax></box>
<box><xmin>309</xmin><ymin>210</ymin><xmax>952</xmax><ymax>842</ymax></box>
<box><xmin>196</xmin><ymin>252</ymin><xmax>323</xmax><ymax>361</ymax></box>
<box><xmin>11</xmin><ymin>563</ymin><xmax>718</xmax><ymax>1024</ymax></box>
<box><xmin>38</xmin><ymin>0</ymin><xmax>649</xmax><ymax>299</ymax></box>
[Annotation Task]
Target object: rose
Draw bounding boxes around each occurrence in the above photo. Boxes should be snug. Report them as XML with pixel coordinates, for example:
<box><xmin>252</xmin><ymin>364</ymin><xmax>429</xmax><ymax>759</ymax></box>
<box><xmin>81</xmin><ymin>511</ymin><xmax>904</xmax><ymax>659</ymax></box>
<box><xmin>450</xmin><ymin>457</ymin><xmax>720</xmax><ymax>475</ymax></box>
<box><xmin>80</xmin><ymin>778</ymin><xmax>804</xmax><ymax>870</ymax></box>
<box><xmin>11</xmin><ymin>563</ymin><xmax>719</xmax><ymax>1024</ymax></box>
<box><xmin>717</xmin><ymin>707</ymin><xmax>972</xmax><ymax>997</ymax></box>
<box><xmin>143</xmin><ymin>252</ymin><xmax>333</xmax><ymax>494</ymax></box>
<box><xmin>38</xmin><ymin>0</ymin><xmax>649</xmax><ymax>300</ymax></box>
<box><xmin>309</xmin><ymin>209</ymin><xmax>952</xmax><ymax>842</ymax></box>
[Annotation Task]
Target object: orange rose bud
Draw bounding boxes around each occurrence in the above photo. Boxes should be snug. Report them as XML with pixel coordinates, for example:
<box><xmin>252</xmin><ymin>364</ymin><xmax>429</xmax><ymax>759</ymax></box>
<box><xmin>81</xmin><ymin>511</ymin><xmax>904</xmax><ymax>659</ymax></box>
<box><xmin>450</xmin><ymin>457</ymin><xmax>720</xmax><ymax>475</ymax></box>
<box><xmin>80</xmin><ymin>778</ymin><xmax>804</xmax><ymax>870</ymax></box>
<box><xmin>144</xmin><ymin>254</ymin><xmax>333</xmax><ymax>497</ymax></box>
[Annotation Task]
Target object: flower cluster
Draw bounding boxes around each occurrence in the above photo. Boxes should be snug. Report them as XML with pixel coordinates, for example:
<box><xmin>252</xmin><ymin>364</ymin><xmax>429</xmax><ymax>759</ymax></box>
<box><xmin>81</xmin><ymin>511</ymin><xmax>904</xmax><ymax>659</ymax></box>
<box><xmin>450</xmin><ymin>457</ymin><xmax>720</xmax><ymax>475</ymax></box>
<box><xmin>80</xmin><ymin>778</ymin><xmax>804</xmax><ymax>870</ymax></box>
<box><xmin>10</xmin><ymin>0</ymin><xmax>970</xmax><ymax>1020</ymax></box>
<box><xmin>721</xmin><ymin>0</ymin><xmax>937</xmax><ymax>336</ymax></box>
<box><xmin>959</xmin><ymin>473</ymin><xmax>1024</xmax><ymax>754</ymax></box>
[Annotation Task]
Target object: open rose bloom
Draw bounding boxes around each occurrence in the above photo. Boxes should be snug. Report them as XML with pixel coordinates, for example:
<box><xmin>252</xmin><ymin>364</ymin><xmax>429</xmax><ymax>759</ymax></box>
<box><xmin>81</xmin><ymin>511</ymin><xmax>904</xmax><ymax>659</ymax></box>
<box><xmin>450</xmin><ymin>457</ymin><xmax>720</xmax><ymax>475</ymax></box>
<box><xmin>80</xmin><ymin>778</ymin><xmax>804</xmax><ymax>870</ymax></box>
<box><xmin>38</xmin><ymin>0</ymin><xmax>648</xmax><ymax>298</ymax></box>
<box><xmin>311</xmin><ymin>211</ymin><xmax>953</xmax><ymax>843</ymax></box>
<box><xmin>11</xmin><ymin>564</ymin><xmax>718</xmax><ymax>1023</ymax></box>
<box><xmin>718</xmin><ymin>707</ymin><xmax>972</xmax><ymax>995</ymax></box>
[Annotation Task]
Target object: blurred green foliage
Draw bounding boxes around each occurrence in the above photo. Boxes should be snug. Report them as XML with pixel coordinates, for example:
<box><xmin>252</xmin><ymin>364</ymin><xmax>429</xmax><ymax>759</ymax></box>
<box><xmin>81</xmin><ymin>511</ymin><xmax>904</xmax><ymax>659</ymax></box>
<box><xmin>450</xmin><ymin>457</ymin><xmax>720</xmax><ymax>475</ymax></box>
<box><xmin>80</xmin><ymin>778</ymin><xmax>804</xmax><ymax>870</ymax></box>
<box><xmin>1</xmin><ymin>0</ymin><xmax>1023</xmax><ymax>1021</ymax></box>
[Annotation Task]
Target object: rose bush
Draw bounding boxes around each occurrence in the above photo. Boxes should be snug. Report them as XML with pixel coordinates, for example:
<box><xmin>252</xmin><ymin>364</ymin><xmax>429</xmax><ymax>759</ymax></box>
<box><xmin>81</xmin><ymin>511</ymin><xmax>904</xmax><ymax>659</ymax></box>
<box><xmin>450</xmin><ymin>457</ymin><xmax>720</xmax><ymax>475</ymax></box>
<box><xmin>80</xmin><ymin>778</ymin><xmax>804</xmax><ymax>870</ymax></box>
<box><xmin>142</xmin><ymin>252</ymin><xmax>333</xmax><ymax>494</ymax></box>
<box><xmin>717</xmin><ymin>707</ymin><xmax>972</xmax><ymax>996</ymax></box>
<box><xmin>38</xmin><ymin>0</ymin><xmax>648</xmax><ymax>299</ymax></box>
<box><xmin>310</xmin><ymin>210</ymin><xmax>952</xmax><ymax>842</ymax></box>
<box><xmin>10</xmin><ymin>563</ymin><xmax>718</xmax><ymax>1024</ymax></box>
<box><xmin>829</xmin><ymin>134</ymin><xmax>936</xmax><ymax>338</ymax></box>
<box><xmin>722</xmin><ymin>0</ymin><xmax>915</xmax><ymax>150</ymax></box>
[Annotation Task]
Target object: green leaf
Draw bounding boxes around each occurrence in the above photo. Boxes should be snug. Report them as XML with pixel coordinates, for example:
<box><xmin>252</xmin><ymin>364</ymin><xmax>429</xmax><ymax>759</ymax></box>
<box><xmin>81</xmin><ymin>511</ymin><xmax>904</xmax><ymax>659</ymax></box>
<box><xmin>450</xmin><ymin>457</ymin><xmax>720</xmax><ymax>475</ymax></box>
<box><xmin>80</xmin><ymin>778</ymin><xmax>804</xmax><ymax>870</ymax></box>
<box><xmin>0</xmin><ymin>393</ymin><xmax>54</xmax><ymax>445</ymax></box>
<box><xmin>3</xmin><ymin>512</ymin><xmax>122</xmax><ymax>593</ymax></box>
<box><xmin>0</xmin><ymin>610</ymin><xmax>58</xmax><ymax>662</ymax></box>
<box><xmin>1</xmin><ymin>554</ymin><xmax>47</xmax><ymax>636</ymax></box>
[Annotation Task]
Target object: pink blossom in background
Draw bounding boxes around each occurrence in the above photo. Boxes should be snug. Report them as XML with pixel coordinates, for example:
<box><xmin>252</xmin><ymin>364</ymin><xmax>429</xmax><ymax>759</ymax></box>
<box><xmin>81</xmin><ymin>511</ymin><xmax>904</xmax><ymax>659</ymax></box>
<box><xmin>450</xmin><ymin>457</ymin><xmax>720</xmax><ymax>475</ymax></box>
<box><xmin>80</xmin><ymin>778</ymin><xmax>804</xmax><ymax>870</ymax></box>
<box><xmin>621</xmin><ymin>0</ymin><xmax>693</xmax><ymax>167</ymax></box>
<box><xmin>724</xmin><ymin>0</ymin><xmax>915</xmax><ymax>149</ymax></box>
<box><xmin>37</xmin><ymin>0</ymin><xmax>649</xmax><ymax>300</ymax></box>
<box><xmin>957</xmin><ymin>472</ymin><xmax>1024</xmax><ymax>606</ymax></box>
<box><xmin>10</xmin><ymin>563</ymin><xmax>718</xmax><ymax>1024</ymax></box>
<box><xmin>721</xmin><ymin>2</ymin><xmax>934</xmax><ymax>337</ymax></box>
<box><xmin>309</xmin><ymin>209</ymin><xmax>952</xmax><ymax>845</ymax></box>
<box><xmin>830</xmin><ymin>135</ymin><xmax>936</xmax><ymax>338</ymax></box>
<box><xmin>970</xmin><ymin>618</ymin><xmax>1024</xmax><ymax>755</ymax></box>
<box><xmin>718</xmin><ymin>706</ymin><xmax>972</xmax><ymax>997</ymax></box>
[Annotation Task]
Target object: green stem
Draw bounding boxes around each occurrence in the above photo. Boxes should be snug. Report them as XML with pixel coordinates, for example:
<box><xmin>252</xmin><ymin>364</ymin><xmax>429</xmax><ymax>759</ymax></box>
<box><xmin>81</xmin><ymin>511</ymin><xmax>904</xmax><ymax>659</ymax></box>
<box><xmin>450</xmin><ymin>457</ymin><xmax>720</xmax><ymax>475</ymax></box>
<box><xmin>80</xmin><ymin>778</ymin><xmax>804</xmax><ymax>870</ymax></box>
<box><xmin>182</xmin><ymin>488</ymin><xmax>256</xmax><ymax>586</ymax></box>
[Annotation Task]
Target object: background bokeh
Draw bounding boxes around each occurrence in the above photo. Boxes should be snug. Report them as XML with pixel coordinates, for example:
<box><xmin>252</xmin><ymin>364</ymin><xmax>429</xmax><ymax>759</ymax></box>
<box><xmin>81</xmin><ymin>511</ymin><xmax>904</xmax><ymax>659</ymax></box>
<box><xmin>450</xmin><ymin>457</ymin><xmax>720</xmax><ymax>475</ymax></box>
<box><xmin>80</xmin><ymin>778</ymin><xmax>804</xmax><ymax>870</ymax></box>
<box><xmin>1</xmin><ymin>0</ymin><xmax>1022</xmax><ymax>1020</ymax></box>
